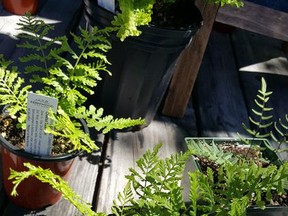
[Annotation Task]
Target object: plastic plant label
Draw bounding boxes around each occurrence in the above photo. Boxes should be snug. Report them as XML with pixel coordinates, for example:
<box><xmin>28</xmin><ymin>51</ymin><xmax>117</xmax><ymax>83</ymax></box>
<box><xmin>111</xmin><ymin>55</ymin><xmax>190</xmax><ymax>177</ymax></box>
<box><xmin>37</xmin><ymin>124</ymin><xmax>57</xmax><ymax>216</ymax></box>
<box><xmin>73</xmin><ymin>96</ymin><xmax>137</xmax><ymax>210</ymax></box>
<box><xmin>98</xmin><ymin>0</ymin><xmax>115</xmax><ymax>13</ymax></box>
<box><xmin>25</xmin><ymin>92</ymin><xmax>58</xmax><ymax>156</ymax></box>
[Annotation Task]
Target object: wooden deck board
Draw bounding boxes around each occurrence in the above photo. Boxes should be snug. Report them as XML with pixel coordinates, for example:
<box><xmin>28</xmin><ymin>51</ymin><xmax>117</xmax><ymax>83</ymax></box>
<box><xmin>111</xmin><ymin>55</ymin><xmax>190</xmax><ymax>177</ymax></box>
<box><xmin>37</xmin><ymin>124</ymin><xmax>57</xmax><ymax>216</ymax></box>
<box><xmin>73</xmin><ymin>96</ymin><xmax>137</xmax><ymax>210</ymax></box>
<box><xmin>216</xmin><ymin>0</ymin><xmax>288</xmax><ymax>42</ymax></box>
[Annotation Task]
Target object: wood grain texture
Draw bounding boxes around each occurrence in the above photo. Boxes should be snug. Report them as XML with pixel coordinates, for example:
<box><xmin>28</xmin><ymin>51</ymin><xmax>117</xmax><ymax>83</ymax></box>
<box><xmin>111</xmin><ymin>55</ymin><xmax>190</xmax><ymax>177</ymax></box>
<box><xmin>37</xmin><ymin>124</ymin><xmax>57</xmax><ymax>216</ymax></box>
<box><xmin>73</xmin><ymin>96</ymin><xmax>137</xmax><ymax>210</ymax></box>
<box><xmin>95</xmin><ymin>115</ymin><xmax>191</xmax><ymax>214</ymax></box>
<box><xmin>162</xmin><ymin>1</ymin><xmax>219</xmax><ymax>117</ymax></box>
<box><xmin>192</xmin><ymin>30</ymin><xmax>249</xmax><ymax>137</ymax></box>
<box><xmin>216</xmin><ymin>0</ymin><xmax>288</xmax><ymax>42</ymax></box>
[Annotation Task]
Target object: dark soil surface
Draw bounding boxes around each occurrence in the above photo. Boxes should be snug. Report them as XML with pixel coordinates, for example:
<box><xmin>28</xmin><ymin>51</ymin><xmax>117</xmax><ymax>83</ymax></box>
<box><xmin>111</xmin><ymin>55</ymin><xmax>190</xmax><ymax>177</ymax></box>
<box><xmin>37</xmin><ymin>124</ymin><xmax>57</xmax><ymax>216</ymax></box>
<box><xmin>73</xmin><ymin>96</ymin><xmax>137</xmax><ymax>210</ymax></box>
<box><xmin>151</xmin><ymin>0</ymin><xmax>202</xmax><ymax>29</ymax></box>
<box><xmin>0</xmin><ymin>115</ymin><xmax>72</xmax><ymax>155</ymax></box>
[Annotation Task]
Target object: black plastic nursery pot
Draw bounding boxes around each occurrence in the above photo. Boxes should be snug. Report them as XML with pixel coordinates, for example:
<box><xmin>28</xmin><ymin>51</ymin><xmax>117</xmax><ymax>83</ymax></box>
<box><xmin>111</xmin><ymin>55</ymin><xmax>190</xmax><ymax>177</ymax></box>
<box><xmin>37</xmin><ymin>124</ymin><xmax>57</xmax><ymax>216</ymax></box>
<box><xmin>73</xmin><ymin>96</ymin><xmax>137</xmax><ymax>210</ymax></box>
<box><xmin>185</xmin><ymin>137</ymin><xmax>288</xmax><ymax>215</ymax></box>
<box><xmin>84</xmin><ymin>1</ymin><xmax>202</xmax><ymax>128</ymax></box>
<box><xmin>0</xmin><ymin>136</ymin><xmax>79</xmax><ymax>209</ymax></box>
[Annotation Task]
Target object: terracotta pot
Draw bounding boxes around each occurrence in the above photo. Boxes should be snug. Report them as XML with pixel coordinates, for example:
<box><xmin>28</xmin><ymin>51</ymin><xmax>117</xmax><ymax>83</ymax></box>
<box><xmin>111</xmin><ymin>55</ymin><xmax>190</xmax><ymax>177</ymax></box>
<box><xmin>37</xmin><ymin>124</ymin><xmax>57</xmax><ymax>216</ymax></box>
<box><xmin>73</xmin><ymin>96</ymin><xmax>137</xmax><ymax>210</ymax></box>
<box><xmin>0</xmin><ymin>134</ymin><xmax>80</xmax><ymax>209</ymax></box>
<box><xmin>2</xmin><ymin>0</ymin><xmax>38</xmax><ymax>15</ymax></box>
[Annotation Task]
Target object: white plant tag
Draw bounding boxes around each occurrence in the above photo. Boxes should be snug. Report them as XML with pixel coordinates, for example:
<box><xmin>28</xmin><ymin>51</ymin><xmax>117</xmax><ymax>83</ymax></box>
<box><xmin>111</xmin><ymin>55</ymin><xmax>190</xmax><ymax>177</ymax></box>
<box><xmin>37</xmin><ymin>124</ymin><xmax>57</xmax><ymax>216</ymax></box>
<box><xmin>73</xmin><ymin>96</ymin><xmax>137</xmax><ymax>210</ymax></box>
<box><xmin>25</xmin><ymin>92</ymin><xmax>58</xmax><ymax>156</ymax></box>
<box><xmin>98</xmin><ymin>0</ymin><xmax>115</xmax><ymax>13</ymax></box>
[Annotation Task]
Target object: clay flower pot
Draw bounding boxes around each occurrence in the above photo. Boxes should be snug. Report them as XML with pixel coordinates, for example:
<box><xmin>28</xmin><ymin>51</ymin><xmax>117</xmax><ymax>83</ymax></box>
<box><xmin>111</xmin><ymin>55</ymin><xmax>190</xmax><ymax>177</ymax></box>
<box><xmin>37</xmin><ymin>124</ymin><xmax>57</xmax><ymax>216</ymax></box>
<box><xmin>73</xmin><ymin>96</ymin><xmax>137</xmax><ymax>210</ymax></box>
<box><xmin>0</xmin><ymin>117</ymin><xmax>88</xmax><ymax>209</ymax></box>
<box><xmin>3</xmin><ymin>0</ymin><xmax>38</xmax><ymax>15</ymax></box>
<box><xmin>0</xmin><ymin>135</ymin><xmax>79</xmax><ymax>209</ymax></box>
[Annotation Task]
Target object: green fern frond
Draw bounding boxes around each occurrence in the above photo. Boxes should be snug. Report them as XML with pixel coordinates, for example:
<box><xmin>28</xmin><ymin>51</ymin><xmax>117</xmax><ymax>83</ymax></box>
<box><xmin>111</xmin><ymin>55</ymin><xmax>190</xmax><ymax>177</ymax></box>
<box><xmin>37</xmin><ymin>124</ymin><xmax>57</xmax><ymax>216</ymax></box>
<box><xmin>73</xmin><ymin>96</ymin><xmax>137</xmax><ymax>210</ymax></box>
<box><xmin>111</xmin><ymin>0</ymin><xmax>154</xmax><ymax>41</ymax></box>
<box><xmin>186</xmin><ymin>138</ymin><xmax>235</xmax><ymax>166</ymax></box>
<box><xmin>17</xmin><ymin>14</ymin><xmax>56</xmax><ymax>76</ymax></box>
<box><xmin>45</xmin><ymin>109</ymin><xmax>98</xmax><ymax>153</ymax></box>
<box><xmin>242</xmin><ymin>78</ymin><xmax>274</xmax><ymax>141</ymax></box>
<box><xmin>0</xmin><ymin>66</ymin><xmax>30</xmax><ymax>124</ymax></box>
<box><xmin>209</xmin><ymin>0</ymin><xmax>244</xmax><ymax>7</ymax></box>
<box><xmin>228</xmin><ymin>197</ymin><xmax>249</xmax><ymax>216</ymax></box>
<box><xmin>9</xmin><ymin>163</ymin><xmax>103</xmax><ymax>216</ymax></box>
<box><xmin>113</xmin><ymin>144</ymin><xmax>189</xmax><ymax>215</ymax></box>
<box><xmin>189</xmin><ymin>169</ymin><xmax>215</xmax><ymax>215</ymax></box>
<box><xmin>74</xmin><ymin>105</ymin><xmax>145</xmax><ymax>134</ymax></box>
<box><xmin>112</xmin><ymin>182</ymin><xmax>134</xmax><ymax>215</ymax></box>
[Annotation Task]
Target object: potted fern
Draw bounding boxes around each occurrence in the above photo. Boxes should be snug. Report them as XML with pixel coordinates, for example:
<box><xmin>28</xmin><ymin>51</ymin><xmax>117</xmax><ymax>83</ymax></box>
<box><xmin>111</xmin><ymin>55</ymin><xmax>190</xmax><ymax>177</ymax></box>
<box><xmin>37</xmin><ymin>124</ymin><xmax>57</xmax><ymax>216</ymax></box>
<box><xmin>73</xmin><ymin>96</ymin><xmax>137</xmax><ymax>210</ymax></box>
<box><xmin>0</xmin><ymin>14</ymin><xmax>144</xmax><ymax>209</ymax></box>
<box><xmin>183</xmin><ymin>77</ymin><xmax>288</xmax><ymax>215</ymax></box>
<box><xmin>9</xmin><ymin>142</ymin><xmax>288</xmax><ymax>215</ymax></box>
<box><xmin>185</xmin><ymin>137</ymin><xmax>288</xmax><ymax>215</ymax></box>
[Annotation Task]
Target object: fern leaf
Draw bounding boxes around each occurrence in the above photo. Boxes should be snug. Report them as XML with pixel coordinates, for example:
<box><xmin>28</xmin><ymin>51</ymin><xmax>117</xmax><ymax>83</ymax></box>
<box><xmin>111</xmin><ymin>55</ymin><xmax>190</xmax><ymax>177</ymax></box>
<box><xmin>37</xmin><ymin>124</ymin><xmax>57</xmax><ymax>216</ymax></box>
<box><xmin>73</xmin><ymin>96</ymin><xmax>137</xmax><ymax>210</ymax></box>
<box><xmin>45</xmin><ymin>108</ymin><xmax>98</xmax><ymax>153</ymax></box>
<box><xmin>10</xmin><ymin>163</ymin><xmax>100</xmax><ymax>216</ymax></box>
<box><xmin>186</xmin><ymin>138</ymin><xmax>234</xmax><ymax>166</ymax></box>
<box><xmin>0</xmin><ymin>67</ymin><xmax>30</xmax><ymax>122</ymax></box>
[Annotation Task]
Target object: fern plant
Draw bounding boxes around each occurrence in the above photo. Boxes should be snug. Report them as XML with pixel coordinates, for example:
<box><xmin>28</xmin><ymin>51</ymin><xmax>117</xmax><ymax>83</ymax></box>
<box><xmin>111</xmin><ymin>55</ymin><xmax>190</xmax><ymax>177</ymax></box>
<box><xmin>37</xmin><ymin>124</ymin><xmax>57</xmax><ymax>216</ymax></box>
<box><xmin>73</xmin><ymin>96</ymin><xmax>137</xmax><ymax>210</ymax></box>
<box><xmin>112</xmin><ymin>144</ymin><xmax>191</xmax><ymax>215</ymax></box>
<box><xmin>0</xmin><ymin>14</ymin><xmax>144</xmax><ymax>154</ymax></box>
<box><xmin>9</xmin><ymin>143</ymin><xmax>288</xmax><ymax>215</ymax></box>
<box><xmin>242</xmin><ymin>77</ymin><xmax>274</xmax><ymax>139</ymax></box>
<box><xmin>241</xmin><ymin>77</ymin><xmax>288</xmax><ymax>153</ymax></box>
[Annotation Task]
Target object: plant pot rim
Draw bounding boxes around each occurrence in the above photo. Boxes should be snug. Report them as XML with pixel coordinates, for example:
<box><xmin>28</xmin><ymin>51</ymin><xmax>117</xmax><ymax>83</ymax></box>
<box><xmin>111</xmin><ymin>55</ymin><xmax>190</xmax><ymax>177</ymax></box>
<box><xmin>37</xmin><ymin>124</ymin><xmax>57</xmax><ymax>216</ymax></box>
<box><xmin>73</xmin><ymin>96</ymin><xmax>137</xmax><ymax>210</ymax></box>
<box><xmin>185</xmin><ymin>137</ymin><xmax>271</xmax><ymax>143</ymax></box>
<box><xmin>0</xmin><ymin>134</ymin><xmax>81</xmax><ymax>162</ymax></box>
<box><xmin>185</xmin><ymin>136</ymin><xmax>281</xmax><ymax>164</ymax></box>
<box><xmin>0</xmin><ymin>116</ymin><xmax>88</xmax><ymax>162</ymax></box>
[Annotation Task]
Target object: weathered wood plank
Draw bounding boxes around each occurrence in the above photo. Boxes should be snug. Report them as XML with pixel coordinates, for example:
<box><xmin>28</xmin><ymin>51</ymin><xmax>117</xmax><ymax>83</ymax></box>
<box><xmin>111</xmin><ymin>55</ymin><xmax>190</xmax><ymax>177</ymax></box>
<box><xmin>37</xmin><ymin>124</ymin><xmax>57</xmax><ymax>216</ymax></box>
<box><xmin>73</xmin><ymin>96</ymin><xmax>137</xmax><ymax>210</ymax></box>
<box><xmin>216</xmin><ymin>0</ymin><xmax>288</xmax><ymax>42</ymax></box>
<box><xmin>162</xmin><ymin>0</ymin><xmax>219</xmax><ymax>117</ymax></box>
<box><xmin>192</xmin><ymin>30</ymin><xmax>249</xmax><ymax>137</ymax></box>
<box><xmin>95</xmin><ymin>115</ymin><xmax>192</xmax><ymax>214</ymax></box>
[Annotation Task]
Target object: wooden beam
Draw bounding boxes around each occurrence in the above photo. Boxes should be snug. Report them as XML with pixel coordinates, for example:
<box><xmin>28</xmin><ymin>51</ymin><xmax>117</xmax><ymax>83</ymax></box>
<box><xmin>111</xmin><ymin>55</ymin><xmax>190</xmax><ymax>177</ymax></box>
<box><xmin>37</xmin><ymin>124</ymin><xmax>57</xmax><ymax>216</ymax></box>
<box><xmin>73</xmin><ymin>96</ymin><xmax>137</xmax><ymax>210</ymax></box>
<box><xmin>216</xmin><ymin>0</ymin><xmax>288</xmax><ymax>42</ymax></box>
<box><xmin>162</xmin><ymin>0</ymin><xmax>219</xmax><ymax>117</ymax></box>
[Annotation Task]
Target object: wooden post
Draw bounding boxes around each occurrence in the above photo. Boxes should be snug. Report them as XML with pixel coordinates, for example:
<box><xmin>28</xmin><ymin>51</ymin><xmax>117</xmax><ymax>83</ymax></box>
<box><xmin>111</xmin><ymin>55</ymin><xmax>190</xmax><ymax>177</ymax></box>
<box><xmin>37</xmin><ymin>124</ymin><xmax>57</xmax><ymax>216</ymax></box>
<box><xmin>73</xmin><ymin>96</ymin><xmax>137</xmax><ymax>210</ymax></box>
<box><xmin>162</xmin><ymin>0</ymin><xmax>219</xmax><ymax>117</ymax></box>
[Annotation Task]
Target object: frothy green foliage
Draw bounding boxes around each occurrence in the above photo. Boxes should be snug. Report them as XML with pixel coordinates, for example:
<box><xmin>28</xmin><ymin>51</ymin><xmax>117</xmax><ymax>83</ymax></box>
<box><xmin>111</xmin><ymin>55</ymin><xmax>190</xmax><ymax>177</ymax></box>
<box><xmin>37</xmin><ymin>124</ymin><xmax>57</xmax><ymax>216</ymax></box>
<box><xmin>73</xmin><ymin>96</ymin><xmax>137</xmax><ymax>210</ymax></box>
<box><xmin>187</xmin><ymin>138</ymin><xmax>235</xmax><ymax>165</ymax></box>
<box><xmin>112</xmin><ymin>0</ymin><xmax>155</xmax><ymax>41</ymax></box>
<box><xmin>112</xmin><ymin>0</ymin><xmax>243</xmax><ymax>40</ymax></box>
<box><xmin>45</xmin><ymin>108</ymin><xmax>98</xmax><ymax>153</ymax></box>
<box><xmin>208</xmin><ymin>0</ymin><xmax>244</xmax><ymax>7</ymax></box>
<box><xmin>17</xmin><ymin>14</ymin><xmax>113</xmax><ymax>116</ymax></box>
<box><xmin>112</xmin><ymin>144</ymin><xmax>190</xmax><ymax>215</ymax></box>
<box><xmin>74</xmin><ymin>105</ymin><xmax>145</xmax><ymax>134</ymax></box>
<box><xmin>9</xmin><ymin>163</ymin><xmax>105</xmax><ymax>216</ymax></box>
<box><xmin>0</xmin><ymin>14</ymin><xmax>144</xmax><ymax>153</ymax></box>
<box><xmin>0</xmin><ymin>55</ymin><xmax>31</xmax><ymax>127</ymax></box>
